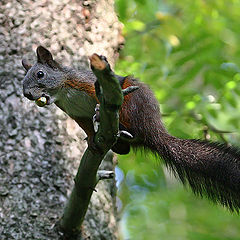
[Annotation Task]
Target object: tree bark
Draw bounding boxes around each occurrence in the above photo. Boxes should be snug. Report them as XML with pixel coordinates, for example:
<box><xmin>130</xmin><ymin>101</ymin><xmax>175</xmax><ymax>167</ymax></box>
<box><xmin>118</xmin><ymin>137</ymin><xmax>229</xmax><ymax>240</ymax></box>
<box><xmin>0</xmin><ymin>0</ymin><xmax>123</xmax><ymax>239</ymax></box>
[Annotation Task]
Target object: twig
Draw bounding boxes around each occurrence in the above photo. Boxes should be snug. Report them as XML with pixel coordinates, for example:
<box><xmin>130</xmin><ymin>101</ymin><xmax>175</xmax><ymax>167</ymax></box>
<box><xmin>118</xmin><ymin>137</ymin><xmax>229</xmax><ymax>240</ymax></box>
<box><xmin>59</xmin><ymin>54</ymin><xmax>123</xmax><ymax>237</ymax></box>
<box><xmin>191</xmin><ymin>112</ymin><xmax>232</xmax><ymax>142</ymax></box>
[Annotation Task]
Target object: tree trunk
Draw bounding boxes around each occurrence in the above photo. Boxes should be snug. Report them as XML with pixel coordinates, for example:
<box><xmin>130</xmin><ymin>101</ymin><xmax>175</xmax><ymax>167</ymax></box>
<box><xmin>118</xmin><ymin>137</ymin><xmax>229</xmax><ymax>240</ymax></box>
<box><xmin>0</xmin><ymin>0</ymin><xmax>123</xmax><ymax>239</ymax></box>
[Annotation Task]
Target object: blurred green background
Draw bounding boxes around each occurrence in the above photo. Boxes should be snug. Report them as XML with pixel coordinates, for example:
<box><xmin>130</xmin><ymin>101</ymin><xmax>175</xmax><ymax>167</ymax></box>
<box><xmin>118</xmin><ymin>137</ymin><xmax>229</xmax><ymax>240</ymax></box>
<box><xmin>115</xmin><ymin>0</ymin><xmax>240</xmax><ymax>239</ymax></box>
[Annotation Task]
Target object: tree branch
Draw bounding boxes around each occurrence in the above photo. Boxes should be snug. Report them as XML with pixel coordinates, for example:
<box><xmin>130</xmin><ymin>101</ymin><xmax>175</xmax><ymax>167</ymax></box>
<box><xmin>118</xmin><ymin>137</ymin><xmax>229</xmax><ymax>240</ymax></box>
<box><xmin>59</xmin><ymin>54</ymin><xmax>123</xmax><ymax>237</ymax></box>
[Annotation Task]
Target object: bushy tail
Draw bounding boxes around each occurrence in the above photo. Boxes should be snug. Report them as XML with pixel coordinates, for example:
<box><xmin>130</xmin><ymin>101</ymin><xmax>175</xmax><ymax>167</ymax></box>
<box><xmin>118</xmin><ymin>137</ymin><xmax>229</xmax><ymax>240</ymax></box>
<box><xmin>125</xmin><ymin>78</ymin><xmax>240</xmax><ymax>211</ymax></box>
<box><xmin>146</xmin><ymin>133</ymin><xmax>240</xmax><ymax>212</ymax></box>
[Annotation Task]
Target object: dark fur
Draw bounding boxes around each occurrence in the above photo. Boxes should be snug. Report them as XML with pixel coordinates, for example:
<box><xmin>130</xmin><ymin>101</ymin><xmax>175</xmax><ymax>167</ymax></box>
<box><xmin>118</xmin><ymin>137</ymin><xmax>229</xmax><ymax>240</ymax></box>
<box><xmin>23</xmin><ymin>46</ymin><xmax>240</xmax><ymax>212</ymax></box>
<box><xmin>127</xmin><ymin>78</ymin><xmax>240</xmax><ymax>212</ymax></box>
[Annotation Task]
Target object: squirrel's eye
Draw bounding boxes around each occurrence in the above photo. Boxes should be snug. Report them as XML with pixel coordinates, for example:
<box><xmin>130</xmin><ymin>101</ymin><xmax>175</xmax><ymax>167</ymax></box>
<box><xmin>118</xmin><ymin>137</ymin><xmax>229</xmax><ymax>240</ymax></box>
<box><xmin>37</xmin><ymin>70</ymin><xmax>44</xmax><ymax>78</ymax></box>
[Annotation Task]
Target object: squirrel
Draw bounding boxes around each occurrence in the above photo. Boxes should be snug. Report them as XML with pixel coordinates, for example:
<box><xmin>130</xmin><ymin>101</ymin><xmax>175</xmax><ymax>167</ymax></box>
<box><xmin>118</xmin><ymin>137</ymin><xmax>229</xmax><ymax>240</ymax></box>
<box><xmin>22</xmin><ymin>46</ymin><xmax>240</xmax><ymax>212</ymax></box>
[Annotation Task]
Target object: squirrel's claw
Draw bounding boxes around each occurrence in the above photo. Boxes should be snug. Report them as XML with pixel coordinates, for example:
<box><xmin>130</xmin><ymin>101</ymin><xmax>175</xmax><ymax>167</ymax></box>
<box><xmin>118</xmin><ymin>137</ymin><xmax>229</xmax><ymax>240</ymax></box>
<box><xmin>122</xmin><ymin>86</ymin><xmax>139</xmax><ymax>96</ymax></box>
<box><xmin>118</xmin><ymin>130</ymin><xmax>134</xmax><ymax>140</ymax></box>
<box><xmin>93</xmin><ymin>104</ymin><xmax>100</xmax><ymax>132</ymax></box>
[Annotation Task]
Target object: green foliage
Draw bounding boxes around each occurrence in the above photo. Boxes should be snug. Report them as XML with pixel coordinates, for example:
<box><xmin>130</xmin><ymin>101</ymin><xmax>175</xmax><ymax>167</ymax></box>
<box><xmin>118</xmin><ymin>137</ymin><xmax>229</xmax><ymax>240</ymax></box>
<box><xmin>115</xmin><ymin>0</ymin><xmax>240</xmax><ymax>239</ymax></box>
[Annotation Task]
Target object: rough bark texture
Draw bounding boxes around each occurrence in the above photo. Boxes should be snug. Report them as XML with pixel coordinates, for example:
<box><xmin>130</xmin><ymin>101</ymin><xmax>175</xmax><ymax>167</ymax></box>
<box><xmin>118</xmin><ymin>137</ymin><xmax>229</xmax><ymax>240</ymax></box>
<box><xmin>0</xmin><ymin>0</ymin><xmax>123</xmax><ymax>239</ymax></box>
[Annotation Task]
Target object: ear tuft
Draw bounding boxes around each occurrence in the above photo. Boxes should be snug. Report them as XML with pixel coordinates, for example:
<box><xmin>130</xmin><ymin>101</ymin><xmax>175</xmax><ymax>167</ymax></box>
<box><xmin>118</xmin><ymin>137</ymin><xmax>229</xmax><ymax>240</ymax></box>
<box><xmin>22</xmin><ymin>59</ymin><xmax>32</xmax><ymax>71</ymax></box>
<box><xmin>36</xmin><ymin>46</ymin><xmax>53</xmax><ymax>64</ymax></box>
<box><xmin>36</xmin><ymin>46</ymin><xmax>59</xmax><ymax>69</ymax></box>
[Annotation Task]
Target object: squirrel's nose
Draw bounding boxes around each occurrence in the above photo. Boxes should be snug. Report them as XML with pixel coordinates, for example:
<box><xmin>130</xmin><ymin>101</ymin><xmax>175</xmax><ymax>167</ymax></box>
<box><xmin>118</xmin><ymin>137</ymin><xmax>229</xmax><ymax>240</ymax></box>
<box><xmin>23</xmin><ymin>89</ymin><xmax>35</xmax><ymax>100</ymax></box>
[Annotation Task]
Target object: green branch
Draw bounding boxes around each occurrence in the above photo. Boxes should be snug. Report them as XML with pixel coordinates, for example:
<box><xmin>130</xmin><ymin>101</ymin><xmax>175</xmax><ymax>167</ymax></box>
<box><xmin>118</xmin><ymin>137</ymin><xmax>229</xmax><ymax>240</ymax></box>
<box><xmin>59</xmin><ymin>54</ymin><xmax>123</xmax><ymax>238</ymax></box>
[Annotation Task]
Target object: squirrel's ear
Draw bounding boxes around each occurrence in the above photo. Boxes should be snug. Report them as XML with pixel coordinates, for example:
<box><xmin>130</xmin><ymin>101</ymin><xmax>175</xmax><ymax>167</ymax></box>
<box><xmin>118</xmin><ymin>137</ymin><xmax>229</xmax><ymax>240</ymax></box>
<box><xmin>37</xmin><ymin>46</ymin><xmax>53</xmax><ymax>64</ymax></box>
<box><xmin>22</xmin><ymin>59</ymin><xmax>32</xmax><ymax>71</ymax></box>
<box><xmin>36</xmin><ymin>46</ymin><xmax>59</xmax><ymax>69</ymax></box>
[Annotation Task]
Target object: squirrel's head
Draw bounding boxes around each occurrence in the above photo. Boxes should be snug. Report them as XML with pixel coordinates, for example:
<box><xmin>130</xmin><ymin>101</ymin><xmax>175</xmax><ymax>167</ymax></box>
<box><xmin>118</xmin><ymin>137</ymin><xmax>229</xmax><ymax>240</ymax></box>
<box><xmin>22</xmin><ymin>46</ymin><xmax>64</xmax><ymax>106</ymax></box>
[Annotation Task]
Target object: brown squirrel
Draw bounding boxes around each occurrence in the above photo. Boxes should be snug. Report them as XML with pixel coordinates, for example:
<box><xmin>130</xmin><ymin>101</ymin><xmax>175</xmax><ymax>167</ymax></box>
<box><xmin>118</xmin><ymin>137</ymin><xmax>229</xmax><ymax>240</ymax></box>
<box><xmin>22</xmin><ymin>46</ymin><xmax>240</xmax><ymax>212</ymax></box>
